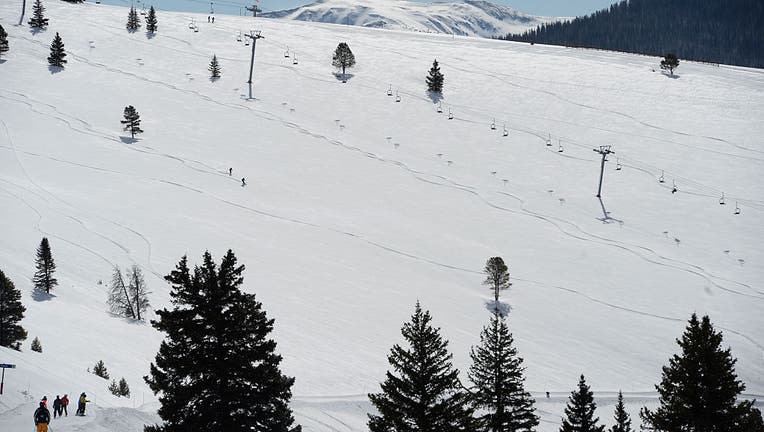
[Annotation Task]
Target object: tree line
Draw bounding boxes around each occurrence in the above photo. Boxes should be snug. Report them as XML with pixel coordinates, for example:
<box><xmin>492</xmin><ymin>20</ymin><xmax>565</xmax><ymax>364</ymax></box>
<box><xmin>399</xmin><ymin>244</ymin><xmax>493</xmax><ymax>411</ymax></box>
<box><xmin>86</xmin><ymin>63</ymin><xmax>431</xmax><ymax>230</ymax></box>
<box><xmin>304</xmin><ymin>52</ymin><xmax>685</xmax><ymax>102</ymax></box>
<box><xmin>501</xmin><ymin>0</ymin><xmax>764</xmax><ymax>69</ymax></box>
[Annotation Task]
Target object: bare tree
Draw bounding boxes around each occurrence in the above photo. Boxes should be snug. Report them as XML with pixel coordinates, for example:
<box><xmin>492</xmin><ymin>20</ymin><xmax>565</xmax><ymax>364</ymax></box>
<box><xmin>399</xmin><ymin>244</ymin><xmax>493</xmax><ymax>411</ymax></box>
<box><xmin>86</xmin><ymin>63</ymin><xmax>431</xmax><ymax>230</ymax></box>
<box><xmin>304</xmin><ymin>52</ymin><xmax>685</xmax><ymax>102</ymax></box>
<box><xmin>128</xmin><ymin>265</ymin><xmax>150</xmax><ymax>321</ymax></box>
<box><xmin>108</xmin><ymin>266</ymin><xmax>135</xmax><ymax>318</ymax></box>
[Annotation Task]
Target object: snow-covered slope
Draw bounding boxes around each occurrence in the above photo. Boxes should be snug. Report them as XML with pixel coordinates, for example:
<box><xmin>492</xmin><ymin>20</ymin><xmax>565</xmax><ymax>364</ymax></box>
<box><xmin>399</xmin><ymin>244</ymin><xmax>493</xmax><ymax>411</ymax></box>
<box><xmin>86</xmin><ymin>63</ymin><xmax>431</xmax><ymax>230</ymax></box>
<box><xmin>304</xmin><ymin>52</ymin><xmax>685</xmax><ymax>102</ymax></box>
<box><xmin>261</xmin><ymin>0</ymin><xmax>557</xmax><ymax>38</ymax></box>
<box><xmin>1</xmin><ymin>1</ymin><xmax>763</xmax><ymax>431</ymax></box>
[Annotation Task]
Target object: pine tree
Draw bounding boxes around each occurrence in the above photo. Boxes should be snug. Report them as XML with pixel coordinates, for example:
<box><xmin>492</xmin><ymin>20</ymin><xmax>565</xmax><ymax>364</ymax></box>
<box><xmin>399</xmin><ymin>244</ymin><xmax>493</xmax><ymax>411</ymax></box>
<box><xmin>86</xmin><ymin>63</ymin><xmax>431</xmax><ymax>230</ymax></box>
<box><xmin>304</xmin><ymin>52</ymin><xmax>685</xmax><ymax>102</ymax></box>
<box><xmin>609</xmin><ymin>392</ymin><xmax>632</xmax><ymax>432</ymax></box>
<box><xmin>93</xmin><ymin>359</ymin><xmax>109</xmax><ymax>379</ymax></box>
<box><xmin>145</xmin><ymin>6</ymin><xmax>157</xmax><ymax>33</ymax></box>
<box><xmin>118</xmin><ymin>377</ymin><xmax>131</xmax><ymax>397</ymax></box>
<box><xmin>332</xmin><ymin>42</ymin><xmax>355</xmax><ymax>76</ymax></box>
<box><xmin>0</xmin><ymin>269</ymin><xmax>28</xmax><ymax>351</ymax></box>
<box><xmin>121</xmin><ymin>105</ymin><xmax>143</xmax><ymax>139</ymax></box>
<box><xmin>108</xmin><ymin>379</ymin><xmax>120</xmax><ymax>395</ymax></box>
<box><xmin>660</xmin><ymin>53</ymin><xmax>679</xmax><ymax>76</ymax></box>
<box><xmin>47</xmin><ymin>32</ymin><xmax>67</xmax><ymax>68</ymax></box>
<box><xmin>144</xmin><ymin>250</ymin><xmax>301</xmax><ymax>432</ymax></box>
<box><xmin>28</xmin><ymin>0</ymin><xmax>49</xmax><ymax>29</ymax></box>
<box><xmin>484</xmin><ymin>257</ymin><xmax>511</xmax><ymax>304</ymax></box>
<box><xmin>560</xmin><ymin>375</ymin><xmax>605</xmax><ymax>432</ymax></box>
<box><xmin>368</xmin><ymin>301</ymin><xmax>476</xmax><ymax>432</ymax></box>
<box><xmin>209</xmin><ymin>54</ymin><xmax>221</xmax><ymax>80</ymax></box>
<box><xmin>640</xmin><ymin>313</ymin><xmax>763</xmax><ymax>431</ymax></box>
<box><xmin>33</xmin><ymin>237</ymin><xmax>58</xmax><ymax>294</ymax></box>
<box><xmin>426</xmin><ymin>59</ymin><xmax>444</xmax><ymax>93</ymax></box>
<box><xmin>127</xmin><ymin>6</ymin><xmax>141</xmax><ymax>32</ymax></box>
<box><xmin>0</xmin><ymin>25</ymin><xmax>9</xmax><ymax>59</ymax></box>
<box><xmin>31</xmin><ymin>336</ymin><xmax>42</xmax><ymax>352</ymax></box>
<box><xmin>469</xmin><ymin>312</ymin><xmax>538</xmax><ymax>432</ymax></box>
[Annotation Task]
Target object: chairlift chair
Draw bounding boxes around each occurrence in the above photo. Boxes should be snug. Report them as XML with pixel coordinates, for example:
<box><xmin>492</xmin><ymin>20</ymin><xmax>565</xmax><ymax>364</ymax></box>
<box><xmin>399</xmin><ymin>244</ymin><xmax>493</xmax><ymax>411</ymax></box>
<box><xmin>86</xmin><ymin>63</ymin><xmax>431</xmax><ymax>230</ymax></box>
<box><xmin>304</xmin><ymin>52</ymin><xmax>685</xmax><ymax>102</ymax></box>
<box><xmin>546</xmin><ymin>133</ymin><xmax>552</xmax><ymax>146</ymax></box>
<box><xmin>558</xmin><ymin>141</ymin><xmax>564</xmax><ymax>153</ymax></box>
<box><xmin>387</xmin><ymin>84</ymin><xmax>393</xmax><ymax>96</ymax></box>
<box><xmin>658</xmin><ymin>170</ymin><xmax>665</xmax><ymax>183</ymax></box>
<box><xmin>284</xmin><ymin>47</ymin><xmax>290</xmax><ymax>58</ymax></box>
<box><xmin>448</xmin><ymin>108</ymin><xmax>454</xmax><ymax>120</ymax></box>
<box><xmin>734</xmin><ymin>202</ymin><xmax>741</xmax><ymax>214</ymax></box>
<box><xmin>437</xmin><ymin>102</ymin><xmax>443</xmax><ymax>113</ymax></box>
<box><xmin>616</xmin><ymin>158</ymin><xmax>622</xmax><ymax>170</ymax></box>
<box><xmin>395</xmin><ymin>91</ymin><xmax>401</xmax><ymax>103</ymax></box>
<box><xmin>490</xmin><ymin>118</ymin><xmax>496</xmax><ymax>130</ymax></box>
<box><xmin>719</xmin><ymin>192</ymin><xmax>725</xmax><ymax>205</ymax></box>
<box><xmin>292</xmin><ymin>54</ymin><xmax>298</xmax><ymax>65</ymax></box>
<box><xmin>503</xmin><ymin>126</ymin><xmax>508</xmax><ymax>137</ymax></box>
<box><xmin>671</xmin><ymin>180</ymin><xmax>678</xmax><ymax>194</ymax></box>
<box><xmin>236</xmin><ymin>31</ymin><xmax>242</xmax><ymax>42</ymax></box>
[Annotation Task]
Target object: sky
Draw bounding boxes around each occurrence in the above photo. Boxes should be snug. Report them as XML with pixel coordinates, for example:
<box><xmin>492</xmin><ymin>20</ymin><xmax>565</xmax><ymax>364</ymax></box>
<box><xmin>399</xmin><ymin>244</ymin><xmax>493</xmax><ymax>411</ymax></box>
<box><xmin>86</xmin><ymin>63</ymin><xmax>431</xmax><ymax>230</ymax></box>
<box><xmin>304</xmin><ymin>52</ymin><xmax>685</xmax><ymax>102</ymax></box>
<box><xmin>118</xmin><ymin>0</ymin><xmax>623</xmax><ymax>18</ymax></box>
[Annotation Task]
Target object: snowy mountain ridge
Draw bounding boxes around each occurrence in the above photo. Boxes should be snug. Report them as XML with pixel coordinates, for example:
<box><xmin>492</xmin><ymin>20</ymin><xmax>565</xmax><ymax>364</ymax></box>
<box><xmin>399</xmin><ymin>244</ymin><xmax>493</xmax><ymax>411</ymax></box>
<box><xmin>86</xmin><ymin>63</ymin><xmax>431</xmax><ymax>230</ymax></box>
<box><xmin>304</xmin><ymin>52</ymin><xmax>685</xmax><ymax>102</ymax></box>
<box><xmin>260</xmin><ymin>0</ymin><xmax>559</xmax><ymax>38</ymax></box>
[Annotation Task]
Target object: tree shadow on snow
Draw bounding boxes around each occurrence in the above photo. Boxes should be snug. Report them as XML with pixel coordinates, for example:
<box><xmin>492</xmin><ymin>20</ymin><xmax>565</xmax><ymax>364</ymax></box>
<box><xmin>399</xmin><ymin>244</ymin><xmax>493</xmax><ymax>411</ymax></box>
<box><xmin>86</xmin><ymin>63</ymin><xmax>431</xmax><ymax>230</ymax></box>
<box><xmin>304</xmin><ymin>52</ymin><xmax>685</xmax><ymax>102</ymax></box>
<box><xmin>146</xmin><ymin>32</ymin><xmax>156</xmax><ymax>40</ymax></box>
<box><xmin>29</xmin><ymin>27</ymin><xmax>45</xmax><ymax>36</ymax></box>
<box><xmin>426</xmin><ymin>91</ymin><xmax>443</xmax><ymax>104</ymax></box>
<box><xmin>119</xmin><ymin>136</ymin><xmax>138</xmax><ymax>144</ymax></box>
<box><xmin>48</xmin><ymin>65</ymin><xmax>64</xmax><ymax>74</ymax></box>
<box><xmin>333</xmin><ymin>73</ymin><xmax>354</xmax><ymax>83</ymax></box>
<box><xmin>0</xmin><ymin>59</ymin><xmax>6</xmax><ymax>65</ymax></box>
<box><xmin>209</xmin><ymin>76</ymin><xmax>220</xmax><ymax>83</ymax></box>
<box><xmin>31</xmin><ymin>290</ymin><xmax>56</xmax><ymax>302</ymax></box>
<box><xmin>485</xmin><ymin>300</ymin><xmax>511</xmax><ymax>317</ymax></box>
<box><xmin>662</xmin><ymin>72</ymin><xmax>680</xmax><ymax>79</ymax></box>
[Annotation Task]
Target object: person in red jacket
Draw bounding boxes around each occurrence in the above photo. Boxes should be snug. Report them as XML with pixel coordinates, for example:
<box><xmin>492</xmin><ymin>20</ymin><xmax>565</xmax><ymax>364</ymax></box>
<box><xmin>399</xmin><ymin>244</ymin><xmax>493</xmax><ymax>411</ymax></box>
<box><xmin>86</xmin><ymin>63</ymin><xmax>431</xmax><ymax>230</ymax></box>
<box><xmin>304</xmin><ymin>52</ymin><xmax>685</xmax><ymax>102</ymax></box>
<box><xmin>61</xmin><ymin>394</ymin><xmax>69</xmax><ymax>416</ymax></box>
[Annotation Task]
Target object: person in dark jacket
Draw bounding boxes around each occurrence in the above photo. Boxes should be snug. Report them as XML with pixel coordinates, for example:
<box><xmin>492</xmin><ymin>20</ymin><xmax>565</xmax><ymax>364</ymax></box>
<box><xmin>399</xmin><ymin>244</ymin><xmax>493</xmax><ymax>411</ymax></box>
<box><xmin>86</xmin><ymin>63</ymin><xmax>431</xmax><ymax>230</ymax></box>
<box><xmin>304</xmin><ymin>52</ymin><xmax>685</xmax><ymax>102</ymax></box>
<box><xmin>52</xmin><ymin>395</ymin><xmax>62</xmax><ymax>418</ymax></box>
<box><xmin>34</xmin><ymin>401</ymin><xmax>51</xmax><ymax>432</ymax></box>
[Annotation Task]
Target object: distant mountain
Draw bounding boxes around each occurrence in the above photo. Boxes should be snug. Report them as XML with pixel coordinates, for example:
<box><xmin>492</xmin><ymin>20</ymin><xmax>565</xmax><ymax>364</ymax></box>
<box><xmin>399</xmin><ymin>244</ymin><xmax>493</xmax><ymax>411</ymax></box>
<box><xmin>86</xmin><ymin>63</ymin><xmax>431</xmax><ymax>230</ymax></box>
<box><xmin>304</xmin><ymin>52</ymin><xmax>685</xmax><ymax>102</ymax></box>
<box><xmin>261</xmin><ymin>0</ymin><xmax>559</xmax><ymax>38</ymax></box>
<box><xmin>503</xmin><ymin>0</ymin><xmax>764</xmax><ymax>68</ymax></box>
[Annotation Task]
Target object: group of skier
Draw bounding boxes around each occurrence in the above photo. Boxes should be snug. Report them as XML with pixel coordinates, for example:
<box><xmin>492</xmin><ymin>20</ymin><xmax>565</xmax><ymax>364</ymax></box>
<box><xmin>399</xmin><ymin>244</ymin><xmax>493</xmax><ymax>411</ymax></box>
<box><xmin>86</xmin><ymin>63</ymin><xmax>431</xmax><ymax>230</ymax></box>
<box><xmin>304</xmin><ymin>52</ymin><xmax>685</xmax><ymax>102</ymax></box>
<box><xmin>33</xmin><ymin>393</ymin><xmax>89</xmax><ymax>431</ymax></box>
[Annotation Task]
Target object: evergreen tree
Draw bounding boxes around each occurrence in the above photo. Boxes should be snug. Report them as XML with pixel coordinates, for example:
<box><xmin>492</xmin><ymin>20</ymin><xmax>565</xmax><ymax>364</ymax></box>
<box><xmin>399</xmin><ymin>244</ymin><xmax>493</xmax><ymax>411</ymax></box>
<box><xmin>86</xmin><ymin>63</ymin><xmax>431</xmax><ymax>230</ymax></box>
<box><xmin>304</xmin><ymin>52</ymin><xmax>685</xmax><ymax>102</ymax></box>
<box><xmin>640</xmin><ymin>313</ymin><xmax>763</xmax><ymax>431</ymax></box>
<box><xmin>469</xmin><ymin>312</ymin><xmax>538</xmax><ymax>432</ymax></box>
<box><xmin>144</xmin><ymin>250</ymin><xmax>301</xmax><ymax>432</ymax></box>
<box><xmin>660</xmin><ymin>53</ymin><xmax>679</xmax><ymax>76</ymax></box>
<box><xmin>560</xmin><ymin>375</ymin><xmax>605</xmax><ymax>432</ymax></box>
<box><xmin>118</xmin><ymin>377</ymin><xmax>131</xmax><ymax>397</ymax></box>
<box><xmin>121</xmin><ymin>105</ymin><xmax>143</xmax><ymax>139</ymax></box>
<box><xmin>146</xmin><ymin>6</ymin><xmax>158</xmax><ymax>33</ymax></box>
<box><xmin>426</xmin><ymin>59</ymin><xmax>444</xmax><ymax>93</ymax></box>
<box><xmin>368</xmin><ymin>301</ymin><xmax>476</xmax><ymax>432</ymax></box>
<box><xmin>0</xmin><ymin>269</ymin><xmax>27</xmax><ymax>351</ymax></box>
<box><xmin>209</xmin><ymin>54</ymin><xmax>221</xmax><ymax>80</ymax></box>
<box><xmin>93</xmin><ymin>359</ymin><xmax>109</xmax><ymax>379</ymax></box>
<box><xmin>484</xmin><ymin>257</ymin><xmax>511</xmax><ymax>304</ymax></box>
<box><xmin>28</xmin><ymin>0</ymin><xmax>48</xmax><ymax>29</ymax></box>
<box><xmin>33</xmin><ymin>237</ymin><xmax>58</xmax><ymax>294</ymax></box>
<box><xmin>609</xmin><ymin>392</ymin><xmax>632</xmax><ymax>432</ymax></box>
<box><xmin>127</xmin><ymin>6</ymin><xmax>141</xmax><ymax>32</ymax></box>
<box><xmin>47</xmin><ymin>32</ymin><xmax>67</xmax><ymax>68</ymax></box>
<box><xmin>332</xmin><ymin>42</ymin><xmax>355</xmax><ymax>75</ymax></box>
<box><xmin>0</xmin><ymin>25</ymin><xmax>9</xmax><ymax>59</ymax></box>
<box><xmin>31</xmin><ymin>336</ymin><xmax>42</xmax><ymax>352</ymax></box>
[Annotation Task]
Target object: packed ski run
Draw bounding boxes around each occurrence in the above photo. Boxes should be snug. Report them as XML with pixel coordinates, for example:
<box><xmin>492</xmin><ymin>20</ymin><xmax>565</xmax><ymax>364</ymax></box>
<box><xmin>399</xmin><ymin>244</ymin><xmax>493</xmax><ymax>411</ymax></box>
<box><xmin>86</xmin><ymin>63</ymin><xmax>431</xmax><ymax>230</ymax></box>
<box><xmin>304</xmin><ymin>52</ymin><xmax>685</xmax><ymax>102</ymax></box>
<box><xmin>0</xmin><ymin>0</ymin><xmax>763</xmax><ymax>431</ymax></box>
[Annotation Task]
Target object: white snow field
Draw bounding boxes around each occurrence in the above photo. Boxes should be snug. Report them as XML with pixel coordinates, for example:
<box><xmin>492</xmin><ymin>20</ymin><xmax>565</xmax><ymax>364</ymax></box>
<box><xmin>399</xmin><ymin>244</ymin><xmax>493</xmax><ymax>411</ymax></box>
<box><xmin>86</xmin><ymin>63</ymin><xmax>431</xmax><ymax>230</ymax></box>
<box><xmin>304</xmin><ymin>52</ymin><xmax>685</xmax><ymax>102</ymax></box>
<box><xmin>1</xmin><ymin>1</ymin><xmax>763</xmax><ymax>431</ymax></box>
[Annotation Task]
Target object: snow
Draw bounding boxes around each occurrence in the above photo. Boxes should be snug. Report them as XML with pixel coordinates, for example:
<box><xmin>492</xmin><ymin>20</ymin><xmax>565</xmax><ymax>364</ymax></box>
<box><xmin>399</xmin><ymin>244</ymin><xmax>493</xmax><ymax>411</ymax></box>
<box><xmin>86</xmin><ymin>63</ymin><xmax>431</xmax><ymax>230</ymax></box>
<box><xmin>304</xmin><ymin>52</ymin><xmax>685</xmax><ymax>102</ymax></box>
<box><xmin>1</xmin><ymin>1</ymin><xmax>763</xmax><ymax>431</ymax></box>
<box><xmin>260</xmin><ymin>0</ymin><xmax>560</xmax><ymax>38</ymax></box>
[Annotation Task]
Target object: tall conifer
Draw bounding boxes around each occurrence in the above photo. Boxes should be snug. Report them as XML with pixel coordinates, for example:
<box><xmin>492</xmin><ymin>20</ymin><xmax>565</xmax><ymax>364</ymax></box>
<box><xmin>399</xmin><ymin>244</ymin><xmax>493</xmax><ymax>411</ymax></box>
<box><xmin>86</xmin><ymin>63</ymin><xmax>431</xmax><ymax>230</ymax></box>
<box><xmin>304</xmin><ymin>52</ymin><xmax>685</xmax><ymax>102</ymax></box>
<box><xmin>0</xmin><ymin>269</ymin><xmax>27</xmax><ymax>351</ymax></box>
<box><xmin>28</xmin><ymin>0</ymin><xmax>49</xmax><ymax>29</ymax></box>
<box><xmin>121</xmin><ymin>105</ymin><xmax>143</xmax><ymax>139</ymax></box>
<box><xmin>640</xmin><ymin>313</ymin><xmax>762</xmax><ymax>431</ymax></box>
<box><xmin>33</xmin><ymin>237</ymin><xmax>57</xmax><ymax>294</ymax></box>
<box><xmin>368</xmin><ymin>302</ymin><xmax>476</xmax><ymax>432</ymax></box>
<box><xmin>145</xmin><ymin>6</ymin><xmax>157</xmax><ymax>33</ymax></box>
<box><xmin>469</xmin><ymin>312</ymin><xmax>538</xmax><ymax>432</ymax></box>
<box><xmin>426</xmin><ymin>59</ymin><xmax>444</xmax><ymax>93</ymax></box>
<box><xmin>609</xmin><ymin>392</ymin><xmax>632</xmax><ymax>432</ymax></box>
<box><xmin>127</xmin><ymin>6</ymin><xmax>141</xmax><ymax>32</ymax></box>
<box><xmin>47</xmin><ymin>32</ymin><xmax>66</xmax><ymax>68</ymax></box>
<box><xmin>560</xmin><ymin>375</ymin><xmax>605</xmax><ymax>432</ymax></box>
<box><xmin>0</xmin><ymin>25</ymin><xmax>9</xmax><ymax>58</ymax></box>
<box><xmin>144</xmin><ymin>250</ymin><xmax>300</xmax><ymax>432</ymax></box>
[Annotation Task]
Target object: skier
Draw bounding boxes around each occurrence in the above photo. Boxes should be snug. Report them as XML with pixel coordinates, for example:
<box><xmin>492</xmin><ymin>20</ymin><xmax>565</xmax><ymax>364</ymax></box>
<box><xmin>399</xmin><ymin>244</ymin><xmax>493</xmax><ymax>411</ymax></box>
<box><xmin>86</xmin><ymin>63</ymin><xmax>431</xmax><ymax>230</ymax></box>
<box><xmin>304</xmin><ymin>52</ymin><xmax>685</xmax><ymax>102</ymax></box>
<box><xmin>76</xmin><ymin>392</ymin><xmax>90</xmax><ymax>416</ymax></box>
<box><xmin>34</xmin><ymin>401</ymin><xmax>51</xmax><ymax>432</ymax></box>
<box><xmin>672</xmin><ymin>186</ymin><xmax>678</xmax><ymax>194</ymax></box>
<box><xmin>61</xmin><ymin>394</ymin><xmax>69</xmax><ymax>416</ymax></box>
<box><xmin>229</xmin><ymin>167</ymin><xmax>232</xmax><ymax>176</ymax></box>
<box><xmin>546</xmin><ymin>391</ymin><xmax>550</xmax><ymax>398</ymax></box>
<box><xmin>212</xmin><ymin>16</ymin><xmax>215</xmax><ymax>23</ymax></box>
<box><xmin>241</xmin><ymin>177</ymin><xmax>246</xmax><ymax>187</ymax></box>
<box><xmin>207</xmin><ymin>15</ymin><xmax>210</xmax><ymax>22</ymax></box>
<box><xmin>41</xmin><ymin>396</ymin><xmax>47</xmax><ymax>408</ymax></box>
<box><xmin>53</xmin><ymin>395</ymin><xmax>62</xmax><ymax>419</ymax></box>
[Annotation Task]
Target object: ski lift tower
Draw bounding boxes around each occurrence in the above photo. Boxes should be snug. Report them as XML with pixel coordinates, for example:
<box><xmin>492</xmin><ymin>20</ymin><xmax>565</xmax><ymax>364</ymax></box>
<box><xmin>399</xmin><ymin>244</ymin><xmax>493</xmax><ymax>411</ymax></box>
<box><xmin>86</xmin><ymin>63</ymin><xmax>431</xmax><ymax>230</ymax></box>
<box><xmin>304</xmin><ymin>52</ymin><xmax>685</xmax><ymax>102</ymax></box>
<box><xmin>245</xmin><ymin>30</ymin><xmax>264</xmax><ymax>85</ymax></box>
<box><xmin>245</xmin><ymin>4</ymin><xmax>262</xmax><ymax>17</ymax></box>
<box><xmin>593</xmin><ymin>145</ymin><xmax>614</xmax><ymax>198</ymax></box>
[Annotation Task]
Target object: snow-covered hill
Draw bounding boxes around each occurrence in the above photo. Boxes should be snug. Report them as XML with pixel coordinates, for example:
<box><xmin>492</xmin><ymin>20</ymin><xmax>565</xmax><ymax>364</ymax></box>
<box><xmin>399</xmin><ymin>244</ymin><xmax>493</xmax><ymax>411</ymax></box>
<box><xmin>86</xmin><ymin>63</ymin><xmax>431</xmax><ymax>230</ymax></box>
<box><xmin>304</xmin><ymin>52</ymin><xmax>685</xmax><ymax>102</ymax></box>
<box><xmin>1</xmin><ymin>1</ymin><xmax>763</xmax><ymax>431</ymax></box>
<box><xmin>261</xmin><ymin>0</ymin><xmax>557</xmax><ymax>38</ymax></box>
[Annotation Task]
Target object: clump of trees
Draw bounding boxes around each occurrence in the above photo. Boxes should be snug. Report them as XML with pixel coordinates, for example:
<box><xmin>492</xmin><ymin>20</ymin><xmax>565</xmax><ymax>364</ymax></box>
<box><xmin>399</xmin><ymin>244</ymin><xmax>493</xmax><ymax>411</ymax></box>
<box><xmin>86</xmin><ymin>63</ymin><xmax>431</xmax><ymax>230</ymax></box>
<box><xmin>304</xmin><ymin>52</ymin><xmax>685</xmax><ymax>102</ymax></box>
<box><xmin>47</xmin><ymin>32</ymin><xmax>67</xmax><ymax>68</ymax></box>
<box><xmin>33</xmin><ymin>237</ymin><xmax>58</xmax><ymax>294</ymax></box>
<box><xmin>93</xmin><ymin>359</ymin><xmax>109</xmax><ymax>379</ymax></box>
<box><xmin>144</xmin><ymin>250</ymin><xmax>301</xmax><ymax>432</ymax></box>
<box><xmin>332</xmin><ymin>42</ymin><xmax>355</xmax><ymax>76</ymax></box>
<box><xmin>108</xmin><ymin>265</ymin><xmax>150</xmax><ymax>321</ymax></box>
<box><xmin>0</xmin><ymin>269</ymin><xmax>27</xmax><ymax>350</ymax></box>
<box><xmin>426</xmin><ymin>59</ymin><xmax>444</xmax><ymax>93</ymax></box>
<box><xmin>109</xmin><ymin>377</ymin><xmax>130</xmax><ymax>397</ymax></box>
